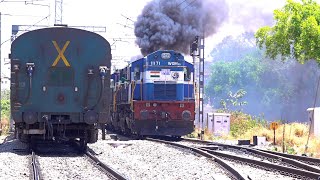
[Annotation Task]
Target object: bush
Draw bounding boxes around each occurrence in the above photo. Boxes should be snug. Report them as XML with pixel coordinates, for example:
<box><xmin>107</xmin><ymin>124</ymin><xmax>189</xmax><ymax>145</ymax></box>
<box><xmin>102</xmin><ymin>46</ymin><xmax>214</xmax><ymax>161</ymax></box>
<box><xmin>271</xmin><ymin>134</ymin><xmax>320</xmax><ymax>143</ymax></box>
<box><xmin>1</xmin><ymin>90</ymin><xmax>11</xmax><ymax>135</ymax></box>
<box><xmin>1</xmin><ymin>99</ymin><xmax>10</xmax><ymax>119</ymax></box>
<box><xmin>229</xmin><ymin>111</ymin><xmax>267</xmax><ymax>138</ymax></box>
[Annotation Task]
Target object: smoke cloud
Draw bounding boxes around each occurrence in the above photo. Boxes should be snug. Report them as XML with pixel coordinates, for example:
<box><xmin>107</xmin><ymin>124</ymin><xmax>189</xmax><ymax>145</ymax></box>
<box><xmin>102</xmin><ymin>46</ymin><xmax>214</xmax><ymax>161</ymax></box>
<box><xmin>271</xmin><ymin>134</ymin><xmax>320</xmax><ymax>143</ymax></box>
<box><xmin>226</xmin><ymin>0</ymin><xmax>285</xmax><ymax>33</ymax></box>
<box><xmin>134</xmin><ymin>0</ymin><xmax>229</xmax><ymax>56</ymax></box>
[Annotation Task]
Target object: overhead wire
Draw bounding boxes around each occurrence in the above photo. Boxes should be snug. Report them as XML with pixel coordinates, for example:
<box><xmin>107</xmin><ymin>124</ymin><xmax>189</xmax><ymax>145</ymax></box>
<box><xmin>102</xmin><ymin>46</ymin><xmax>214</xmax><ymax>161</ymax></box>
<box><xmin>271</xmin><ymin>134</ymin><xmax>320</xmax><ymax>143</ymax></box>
<box><xmin>0</xmin><ymin>13</ymin><xmax>43</xmax><ymax>17</ymax></box>
<box><xmin>0</xmin><ymin>14</ymin><xmax>50</xmax><ymax>46</ymax></box>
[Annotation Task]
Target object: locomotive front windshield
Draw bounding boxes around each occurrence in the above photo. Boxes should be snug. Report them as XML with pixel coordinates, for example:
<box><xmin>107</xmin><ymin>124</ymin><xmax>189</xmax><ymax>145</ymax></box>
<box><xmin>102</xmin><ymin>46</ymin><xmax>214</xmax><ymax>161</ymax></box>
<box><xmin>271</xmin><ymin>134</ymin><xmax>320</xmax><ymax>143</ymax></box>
<box><xmin>47</xmin><ymin>67</ymin><xmax>74</xmax><ymax>86</ymax></box>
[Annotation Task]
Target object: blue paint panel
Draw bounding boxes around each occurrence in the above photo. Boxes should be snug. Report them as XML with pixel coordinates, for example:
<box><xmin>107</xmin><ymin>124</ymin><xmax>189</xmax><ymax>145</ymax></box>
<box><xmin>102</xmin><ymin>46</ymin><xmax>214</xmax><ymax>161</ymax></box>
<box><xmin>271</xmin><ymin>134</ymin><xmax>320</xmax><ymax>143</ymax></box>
<box><xmin>184</xmin><ymin>84</ymin><xmax>194</xmax><ymax>99</ymax></box>
<box><xmin>133</xmin><ymin>84</ymin><xmax>142</xmax><ymax>100</ymax></box>
<box><xmin>10</xmin><ymin>27</ymin><xmax>111</xmax><ymax>114</ymax></box>
<box><xmin>131</xmin><ymin>58</ymin><xmax>144</xmax><ymax>73</ymax></box>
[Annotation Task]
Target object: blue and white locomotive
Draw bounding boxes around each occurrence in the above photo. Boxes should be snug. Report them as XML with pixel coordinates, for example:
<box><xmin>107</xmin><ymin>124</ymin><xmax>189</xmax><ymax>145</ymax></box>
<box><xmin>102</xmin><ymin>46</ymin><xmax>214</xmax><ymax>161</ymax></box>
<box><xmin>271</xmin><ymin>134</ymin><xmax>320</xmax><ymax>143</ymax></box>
<box><xmin>109</xmin><ymin>50</ymin><xmax>195</xmax><ymax>137</ymax></box>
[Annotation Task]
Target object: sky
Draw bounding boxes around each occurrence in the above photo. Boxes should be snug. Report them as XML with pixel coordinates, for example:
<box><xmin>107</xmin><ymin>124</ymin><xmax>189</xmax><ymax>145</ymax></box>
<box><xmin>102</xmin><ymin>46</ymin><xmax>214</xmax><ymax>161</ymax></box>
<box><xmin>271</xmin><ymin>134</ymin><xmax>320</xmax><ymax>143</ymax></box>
<box><xmin>0</xmin><ymin>0</ymin><xmax>286</xmax><ymax>89</ymax></box>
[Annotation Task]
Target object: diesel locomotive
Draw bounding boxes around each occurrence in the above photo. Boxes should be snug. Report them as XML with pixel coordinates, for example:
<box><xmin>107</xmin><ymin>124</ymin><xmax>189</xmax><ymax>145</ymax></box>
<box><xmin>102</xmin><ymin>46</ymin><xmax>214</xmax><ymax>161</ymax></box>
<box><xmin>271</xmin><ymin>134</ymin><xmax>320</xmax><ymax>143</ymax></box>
<box><xmin>10</xmin><ymin>27</ymin><xmax>111</xmax><ymax>148</ymax></box>
<box><xmin>108</xmin><ymin>50</ymin><xmax>195</xmax><ymax>137</ymax></box>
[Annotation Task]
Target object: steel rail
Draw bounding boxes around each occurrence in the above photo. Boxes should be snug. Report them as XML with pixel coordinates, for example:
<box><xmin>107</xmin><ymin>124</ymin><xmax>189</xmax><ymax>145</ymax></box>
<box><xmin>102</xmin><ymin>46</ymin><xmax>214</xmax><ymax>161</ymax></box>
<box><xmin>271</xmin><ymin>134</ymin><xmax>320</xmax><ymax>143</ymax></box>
<box><xmin>182</xmin><ymin>137</ymin><xmax>320</xmax><ymax>168</ymax></box>
<box><xmin>85</xmin><ymin>149</ymin><xmax>127</xmax><ymax>180</ymax></box>
<box><xmin>256</xmin><ymin>148</ymin><xmax>320</xmax><ymax>166</ymax></box>
<box><xmin>145</xmin><ymin>137</ymin><xmax>248</xmax><ymax>180</ymax></box>
<box><xmin>31</xmin><ymin>151</ymin><xmax>41</xmax><ymax>180</ymax></box>
<box><xmin>201</xmin><ymin>148</ymin><xmax>320</xmax><ymax>180</ymax></box>
<box><xmin>203</xmin><ymin>142</ymin><xmax>320</xmax><ymax>174</ymax></box>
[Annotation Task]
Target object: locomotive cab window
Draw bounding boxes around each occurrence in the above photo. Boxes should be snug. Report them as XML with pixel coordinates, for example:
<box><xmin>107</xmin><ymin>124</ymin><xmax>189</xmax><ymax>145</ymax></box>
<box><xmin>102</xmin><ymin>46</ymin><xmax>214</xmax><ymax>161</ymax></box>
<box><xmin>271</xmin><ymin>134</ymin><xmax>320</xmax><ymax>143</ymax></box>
<box><xmin>134</xmin><ymin>66</ymin><xmax>140</xmax><ymax>80</ymax></box>
<box><xmin>47</xmin><ymin>67</ymin><xmax>74</xmax><ymax>86</ymax></box>
<box><xmin>184</xmin><ymin>67</ymin><xmax>191</xmax><ymax>81</ymax></box>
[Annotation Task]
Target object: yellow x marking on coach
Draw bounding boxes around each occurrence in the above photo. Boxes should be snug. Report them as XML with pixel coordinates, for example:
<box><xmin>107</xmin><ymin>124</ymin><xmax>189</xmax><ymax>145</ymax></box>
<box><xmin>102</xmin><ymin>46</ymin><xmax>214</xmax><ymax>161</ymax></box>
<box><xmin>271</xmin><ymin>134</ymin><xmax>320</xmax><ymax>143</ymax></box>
<box><xmin>52</xmin><ymin>41</ymin><xmax>71</xmax><ymax>67</ymax></box>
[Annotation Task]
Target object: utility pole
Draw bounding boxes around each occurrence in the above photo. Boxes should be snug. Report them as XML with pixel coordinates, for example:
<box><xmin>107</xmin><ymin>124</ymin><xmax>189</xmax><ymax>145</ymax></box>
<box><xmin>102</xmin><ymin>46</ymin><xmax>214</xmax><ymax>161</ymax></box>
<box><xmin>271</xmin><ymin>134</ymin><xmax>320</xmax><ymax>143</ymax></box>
<box><xmin>198</xmin><ymin>36</ymin><xmax>205</xmax><ymax>139</ymax></box>
<box><xmin>190</xmin><ymin>36</ymin><xmax>199</xmax><ymax>134</ymax></box>
<box><xmin>55</xmin><ymin>0</ymin><xmax>63</xmax><ymax>24</ymax></box>
<box><xmin>190</xmin><ymin>35</ymin><xmax>205</xmax><ymax>139</ymax></box>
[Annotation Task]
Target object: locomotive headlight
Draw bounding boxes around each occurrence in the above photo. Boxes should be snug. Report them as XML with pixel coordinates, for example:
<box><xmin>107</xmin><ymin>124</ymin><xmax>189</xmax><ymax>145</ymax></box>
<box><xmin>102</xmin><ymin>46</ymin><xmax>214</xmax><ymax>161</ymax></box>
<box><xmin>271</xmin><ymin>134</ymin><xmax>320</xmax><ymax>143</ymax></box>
<box><xmin>182</xmin><ymin>110</ymin><xmax>191</xmax><ymax>121</ymax></box>
<box><xmin>153</xmin><ymin>103</ymin><xmax>157</xmax><ymax>107</ymax></box>
<box><xmin>146</xmin><ymin>103</ymin><xmax>150</xmax><ymax>107</ymax></box>
<box><xmin>180</xmin><ymin>103</ymin><xmax>184</xmax><ymax>108</ymax></box>
<box><xmin>161</xmin><ymin>52</ymin><xmax>171</xmax><ymax>59</ymax></box>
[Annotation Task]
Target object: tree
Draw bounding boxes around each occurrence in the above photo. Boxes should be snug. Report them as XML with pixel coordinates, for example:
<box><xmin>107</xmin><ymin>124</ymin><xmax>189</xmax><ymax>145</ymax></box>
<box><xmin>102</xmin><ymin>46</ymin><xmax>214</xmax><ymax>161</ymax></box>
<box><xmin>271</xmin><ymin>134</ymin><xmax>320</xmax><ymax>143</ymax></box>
<box><xmin>220</xmin><ymin>89</ymin><xmax>248</xmax><ymax>112</ymax></box>
<box><xmin>255</xmin><ymin>0</ymin><xmax>320</xmax><ymax>64</ymax></box>
<box><xmin>211</xmin><ymin>32</ymin><xmax>258</xmax><ymax>62</ymax></box>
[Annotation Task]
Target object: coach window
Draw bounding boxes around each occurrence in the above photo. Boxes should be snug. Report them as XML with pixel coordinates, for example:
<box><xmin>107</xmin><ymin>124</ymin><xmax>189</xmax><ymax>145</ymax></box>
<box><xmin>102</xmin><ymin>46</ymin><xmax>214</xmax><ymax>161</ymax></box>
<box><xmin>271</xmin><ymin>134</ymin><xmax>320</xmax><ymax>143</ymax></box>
<box><xmin>184</xmin><ymin>67</ymin><xmax>191</xmax><ymax>81</ymax></box>
<box><xmin>134</xmin><ymin>66</ymin><xmax>140</xmax><ymax>80</ymax></box>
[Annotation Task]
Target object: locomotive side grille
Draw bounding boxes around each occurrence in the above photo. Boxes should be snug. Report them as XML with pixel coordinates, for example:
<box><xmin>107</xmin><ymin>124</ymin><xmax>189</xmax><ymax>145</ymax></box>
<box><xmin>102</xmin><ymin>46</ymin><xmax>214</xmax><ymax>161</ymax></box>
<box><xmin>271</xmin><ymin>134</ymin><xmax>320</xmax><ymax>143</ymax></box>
<box><xmin>154</xmin><ymin>84</ymin><xmax>176</xmax><ymax>100</ymax></box>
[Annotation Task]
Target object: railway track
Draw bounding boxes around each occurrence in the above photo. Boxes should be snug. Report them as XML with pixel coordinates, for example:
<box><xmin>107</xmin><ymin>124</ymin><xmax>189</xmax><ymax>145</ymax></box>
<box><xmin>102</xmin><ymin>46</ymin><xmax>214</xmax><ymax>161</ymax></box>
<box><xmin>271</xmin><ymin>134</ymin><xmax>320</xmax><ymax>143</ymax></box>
<box><xmin>85</xmin><ymin>148</ymin><xmax>127</xmax><ymax>180</ymax></box>
<box><xmin>201</xmin><ymin>142</ymin><xmax>320</xmax><ymax>171</ymax></box>
<box><xmin>146</xmin><ymin>137</ymin><xmax>247</xmax><ymax>179</ymax></box>
<box><xmin>180</xmin><ymin>138</ymin><xmax>320</xmax><ymax>179</ymax></box>
<box><xmin>30</xmin><ymin>150</ymin><xmax>41</xmax><ymax>180</ymax></box>
<box><xmin>254</xmin><ymin>148</ymin><xmax>320</xmax><ymax>167</ymax></box>
<box><xmin>29</xmin><ymin>141</ymin><xmax>127</xmax><ymax>180</ymax></box>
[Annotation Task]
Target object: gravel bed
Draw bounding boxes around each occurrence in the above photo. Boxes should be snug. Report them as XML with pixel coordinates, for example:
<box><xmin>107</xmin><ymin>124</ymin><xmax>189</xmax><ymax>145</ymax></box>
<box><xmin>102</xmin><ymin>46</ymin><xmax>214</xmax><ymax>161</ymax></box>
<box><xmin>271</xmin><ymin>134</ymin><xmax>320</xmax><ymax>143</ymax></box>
<box><xmin>37</xmin><ymin>155</ymin><xmax>111</xmax><ymax>180</ymax></box>
<box><xmin>0</xmin><ymin>134</ymin><xmax>29</xmax><ymax>180</ymax></box>
<box><xmin>89</xmin><ymin>133</ymin><xmax>231</xmax><ymax>180</ymax></box>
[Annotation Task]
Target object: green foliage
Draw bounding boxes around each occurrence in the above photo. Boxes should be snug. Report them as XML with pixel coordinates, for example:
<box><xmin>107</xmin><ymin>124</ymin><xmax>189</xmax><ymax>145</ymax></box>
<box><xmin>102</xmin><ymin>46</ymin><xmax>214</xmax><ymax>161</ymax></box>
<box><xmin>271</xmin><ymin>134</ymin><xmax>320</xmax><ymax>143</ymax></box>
<box><xmin>205</xmin><ymin>54</ymin><xmax>268</xmax><ymax>112</ymax></box>
<box><xmin>287</xmin><ymin>146</ymin><xmax>297</xmax><ymax>155</ymax></box>
<box><xmin>205</xmin><ymin>31</ymin><xmax>320</xmax><ymax>120</ymax></box>
<box><xmin>1</xmin><ymin>100</ymin><xmax>10</xmax><ymax>119</ymax></box>
<box><xmin>228</xmin><ymin>111</ymin><xmax>267</xmax><ymax>137</ymax></box>
<box><xmin>1</xmin><ymin>90</ymin><xmax>10</xmax><ymax>119</ymax></box>
<box><xmin>255</xmin><ymin>0</ymin><xmax>320</xmax><ymax>64</ymax></box>
<box><xmin>186</xmin><ymin>132</ymin><xmax>198</xmax><ymax>138</ymax></box>
<box><xmin>272</xmin><ymin>146</ymin><xmax>279</xmax><ymax>152</ymax></box>
<box><xmin>1</xmin><ymin>90</ymin><xmax>10</xmax><ymax>100</ymax></box>
<box><xmin>220</xmin><ymin>89</ymin><xmax>248</xmax><ymax>112</ymax></box>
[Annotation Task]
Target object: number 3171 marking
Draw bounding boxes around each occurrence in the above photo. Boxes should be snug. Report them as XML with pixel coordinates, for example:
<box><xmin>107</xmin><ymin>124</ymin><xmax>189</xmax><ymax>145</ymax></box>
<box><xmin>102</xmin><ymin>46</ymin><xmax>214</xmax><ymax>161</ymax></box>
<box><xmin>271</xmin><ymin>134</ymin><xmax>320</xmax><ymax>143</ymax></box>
<box><xmin>150</xmin><ymin>61</ymin><xmax>160</xmax><ymax>66</ymax></box>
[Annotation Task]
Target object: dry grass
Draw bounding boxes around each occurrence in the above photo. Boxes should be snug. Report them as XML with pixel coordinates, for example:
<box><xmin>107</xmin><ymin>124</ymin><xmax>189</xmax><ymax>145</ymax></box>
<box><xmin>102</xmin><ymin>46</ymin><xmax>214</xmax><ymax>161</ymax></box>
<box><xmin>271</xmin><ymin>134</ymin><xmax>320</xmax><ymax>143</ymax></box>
<box><xmin>189</xmin><ymin>122</ymin><xmax>320</xmax><ymax>158</ymax></box>
<box><xmin>0</xmin><ymin>118</ymin><xmax>10</xmax><ymax>135</ymax></box>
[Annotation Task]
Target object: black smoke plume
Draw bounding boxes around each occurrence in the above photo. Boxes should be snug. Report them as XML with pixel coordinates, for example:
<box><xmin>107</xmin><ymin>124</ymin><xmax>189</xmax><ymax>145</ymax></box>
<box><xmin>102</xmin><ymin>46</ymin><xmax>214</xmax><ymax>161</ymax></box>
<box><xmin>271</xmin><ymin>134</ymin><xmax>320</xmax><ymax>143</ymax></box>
<box><xmin>134</xmin><ymin>0</ymin><xmax>229</xmax><ymax>56</ymax></box>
